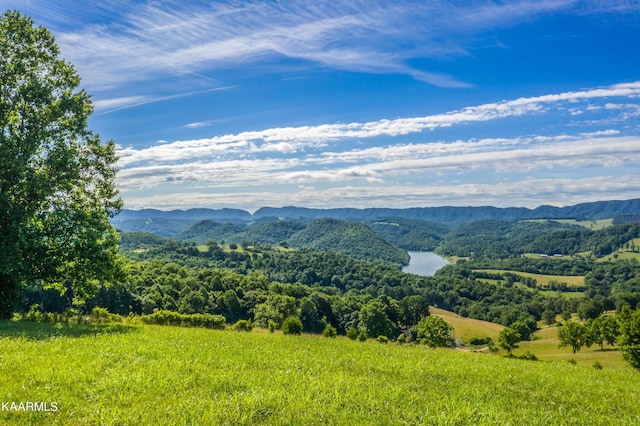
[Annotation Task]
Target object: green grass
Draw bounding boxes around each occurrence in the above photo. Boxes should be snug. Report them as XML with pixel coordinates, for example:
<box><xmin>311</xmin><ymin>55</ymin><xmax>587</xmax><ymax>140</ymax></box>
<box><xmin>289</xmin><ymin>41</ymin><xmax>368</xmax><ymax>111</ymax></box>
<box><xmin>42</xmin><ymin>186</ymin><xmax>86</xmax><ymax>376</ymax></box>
<box><xmin>431</xmin><ymin>307</ymin><xmax>504</xmax><ymax>344</ymax></box>
<box><xmin>1</xmin><ymin>321</ymin><xmax>640</xmax><ymax>425</ymax></box>
<box><xmin>518</xmin><ymin>325</ymin><xmax>628</xmax><ymax>370</ymax></box>
<box><xmin>552</xmin><ymin>219</ymin><xmax>614</xmax><ymax>230</ymax></box>
<box><xmin>538</xmin><ymin>290</ymin><xmax>586</xmax><ymax>299</ymax></box>
<box><xmin>475</xmin><ymin>269</ymin><xmax>585</xmax><ymax>287</ymax></box>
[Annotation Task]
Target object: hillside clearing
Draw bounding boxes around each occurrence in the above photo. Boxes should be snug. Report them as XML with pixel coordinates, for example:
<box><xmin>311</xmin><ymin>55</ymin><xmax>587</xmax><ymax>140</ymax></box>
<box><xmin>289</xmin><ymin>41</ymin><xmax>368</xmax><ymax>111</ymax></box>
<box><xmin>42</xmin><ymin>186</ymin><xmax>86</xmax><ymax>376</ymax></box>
<box><xmin>1</xmin><ymin>321</ymin><xmax>639</xmax><ymax>425</ymax></box>
<box><xmin>474</xmin><ymin>269</ymin><xmax>585</xmax><ymax>287</ymax></box>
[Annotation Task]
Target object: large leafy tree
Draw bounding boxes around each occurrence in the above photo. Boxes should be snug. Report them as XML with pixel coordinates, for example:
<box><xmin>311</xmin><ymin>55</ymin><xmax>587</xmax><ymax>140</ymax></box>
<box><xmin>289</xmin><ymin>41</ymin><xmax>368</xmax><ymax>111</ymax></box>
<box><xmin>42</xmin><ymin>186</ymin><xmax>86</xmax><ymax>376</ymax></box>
<box><xmin>618</xmin><ymin>307</ymin><xmax>640</xmax><ymax>371</ymax></box>
<box><xmin>0</xmin><ymin>11</ymin><xmax>123</xmax><ymax>317</ymax></box>
<box><xmin>415</xmin><ymin>315</ymin><xmax>455</xmax><ymax>348</ymax></box>
<box><xmin>557</xmin><ymin>321</ymin><xmax>590</xmax><ymax>354</ymax></box>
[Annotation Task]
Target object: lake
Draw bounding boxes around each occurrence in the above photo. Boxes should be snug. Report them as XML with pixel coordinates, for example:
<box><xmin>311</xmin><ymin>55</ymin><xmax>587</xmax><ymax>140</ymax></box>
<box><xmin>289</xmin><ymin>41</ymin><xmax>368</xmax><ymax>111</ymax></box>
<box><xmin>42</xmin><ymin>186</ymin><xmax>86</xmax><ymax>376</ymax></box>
<box><xmin>402</xmin><ymin>251</ymin><xmax>449</xmax><ymax>276</ymax></box>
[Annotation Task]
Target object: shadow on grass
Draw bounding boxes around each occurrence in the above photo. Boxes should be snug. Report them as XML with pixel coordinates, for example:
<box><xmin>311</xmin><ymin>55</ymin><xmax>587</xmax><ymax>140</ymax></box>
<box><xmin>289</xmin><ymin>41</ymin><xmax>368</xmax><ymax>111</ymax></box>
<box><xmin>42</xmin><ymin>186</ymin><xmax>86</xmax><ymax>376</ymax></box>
<box><xmin>0</xmin><ymin>320</ymin><xmax>136</xmax><ymax>340</ymax></box>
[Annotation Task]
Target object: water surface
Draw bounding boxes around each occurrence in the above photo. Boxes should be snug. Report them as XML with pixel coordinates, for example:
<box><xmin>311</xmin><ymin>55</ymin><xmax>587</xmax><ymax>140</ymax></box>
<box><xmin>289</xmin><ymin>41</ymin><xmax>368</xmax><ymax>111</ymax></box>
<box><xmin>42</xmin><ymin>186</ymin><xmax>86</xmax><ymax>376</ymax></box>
<box><xmin>402</xmin><ymin>251</ymin><xmax>449</xmax><ymax>276</ymax></box>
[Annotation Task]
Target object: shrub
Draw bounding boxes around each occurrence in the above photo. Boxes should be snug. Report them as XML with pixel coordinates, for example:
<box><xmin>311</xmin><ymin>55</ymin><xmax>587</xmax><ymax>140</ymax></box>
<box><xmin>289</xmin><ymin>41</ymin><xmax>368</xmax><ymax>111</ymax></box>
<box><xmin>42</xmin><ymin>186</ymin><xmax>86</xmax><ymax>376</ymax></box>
<box><xmin>322</xmin><ymin>324</ymin><xmax>337</xmax><ymax>338</ymax></box>
<box><xmin>397</xmin><ymin>333</ymin><xmax>408</xmax><ymax>344</ymax></box>
<box><xmin>90</xmin><ymin>307</ymin><xmax>122</xmax><ymax>324</ymax></box>
<box><xmin>140</xmin><ymin>310</ymin><xmax>226</xmax><ymax>329</ymax></box>
<box><xmin>234</xmin><ymin>320</ymin><xmax>253</xmax><ymax>332</ymax></box>
<box><xmin>282</xmin><ymin>316</ymin><xmax>303</xmax><ymax>335</ymax></box>
<box><xmin>268</xmin><ymin>320</ymin><xmax>277</xmax><ymax>333</ymax></box>
<box><xmin>518</xmin><ymin>351</ymin><xmax>539</xmax><ymax>361</ymax></box>
<box><xmin>346</xmin><ymin>328</ymin><xmax>359</xmax><ymax>340</ymax></box>
<box><xmin>593</xmin><ymin>361</ymin><xmax>603</xmax><ymax>370</ymax></box>
<box><xmin>468</xmin><ymin>337</ymin><xmax>492</xmax><ymax>346</ymax></box>
<box><xmin>357</xmin><ymin>331</ymin><xmax>367</xmax><ymax>342</ymax></box>
<box><xmin>377</xmin><ymin>335</ymin><xmax>389</xmax><ymax>344</ymax></box>
<box><xmin>416</xmin><ymin>316</ymin><xmax>455</xmax><ymax>348</ymax></box>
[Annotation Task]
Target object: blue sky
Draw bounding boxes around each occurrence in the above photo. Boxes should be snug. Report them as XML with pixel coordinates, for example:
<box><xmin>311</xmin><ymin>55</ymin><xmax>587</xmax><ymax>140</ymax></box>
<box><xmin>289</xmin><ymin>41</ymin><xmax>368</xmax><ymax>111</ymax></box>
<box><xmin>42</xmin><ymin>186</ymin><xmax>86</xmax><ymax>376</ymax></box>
<box><xmin>8</xmin><ymin>0</ymin><xmax>640</xmax><ymax>211</ymax></box>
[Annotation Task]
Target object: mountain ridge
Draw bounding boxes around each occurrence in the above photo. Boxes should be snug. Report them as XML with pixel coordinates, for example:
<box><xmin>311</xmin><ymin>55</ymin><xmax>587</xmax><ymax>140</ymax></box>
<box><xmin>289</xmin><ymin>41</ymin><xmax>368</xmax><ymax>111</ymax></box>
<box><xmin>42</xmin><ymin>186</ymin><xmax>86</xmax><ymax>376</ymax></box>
<box><xmin>113</xmin><ymin>198</ymin><xmax>640</xmax><ymax>231</ymax></box>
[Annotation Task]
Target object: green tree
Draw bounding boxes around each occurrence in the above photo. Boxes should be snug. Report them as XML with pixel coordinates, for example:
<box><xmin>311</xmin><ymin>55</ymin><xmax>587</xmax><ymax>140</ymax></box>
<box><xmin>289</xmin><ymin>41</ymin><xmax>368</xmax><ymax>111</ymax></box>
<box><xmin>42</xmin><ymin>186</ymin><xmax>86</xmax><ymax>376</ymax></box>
<box><xmin>415</xmin><ymin>316</ymin><xmax>455</xmax><ymax>348</ymax></box>
<box><xmin>358</xmin><ymin>299</ymin><xmax>398</xmax><ymax>339</ymax></box>
<box><xmin>0</xmin><ymin>11</ymin><xmax>123</xmax><ymax>317</ymax></box>
<box><xmin>587</xmin><ymin>315</ymin><xmax>619</xmax><ymax>351</ymax></box>
<box><xmin>542</xmin><ymin>309</ymin><xmax>556</xmax><ymax>327</ymax></box>
<box><xmin>498</xmin><ymin>327</ymin><xmax>521</xmax><ymax>355</ymax></box>
<box><xmin>398</xmin><ymin>295</ymin><xmax>430</xmax><ymax>328</ymax></box>
<box><xmin>618</xmin><ymin>308</ymin><xmax>640</xmax><ymax>371</ymax></box>
<box><xmin>558</xmin><ymin>321</ymin><xmax>590</xmax><ymax>354</ymax></box>
<box><xmin>282</xmin><ymin>316</ymin><xmax>303</xmax><ymax>335</ymax></box>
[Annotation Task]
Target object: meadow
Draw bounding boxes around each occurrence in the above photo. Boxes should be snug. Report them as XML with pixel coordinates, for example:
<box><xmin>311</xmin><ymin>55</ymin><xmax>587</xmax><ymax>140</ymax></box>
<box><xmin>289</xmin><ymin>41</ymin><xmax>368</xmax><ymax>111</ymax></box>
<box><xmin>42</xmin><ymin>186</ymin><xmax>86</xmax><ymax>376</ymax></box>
<box><xmin>474</xmin><ymin>269</ymin><xmax>585</xmax><ymax>287</ymax></box>
<box><xmin>1</xmin><ymin>320</ymin><xmax>639</xmax><ymax>425</ymax></box>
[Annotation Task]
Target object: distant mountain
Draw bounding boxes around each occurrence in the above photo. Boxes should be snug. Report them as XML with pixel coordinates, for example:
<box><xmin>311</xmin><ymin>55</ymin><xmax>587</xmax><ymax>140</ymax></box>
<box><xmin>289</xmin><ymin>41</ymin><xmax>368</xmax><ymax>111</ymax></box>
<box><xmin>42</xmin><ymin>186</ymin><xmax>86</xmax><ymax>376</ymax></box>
<box><xmin>176</xmin><ymin>220</ymin><xmax>245</xmax><ymax>244</ymax></box>
<box><xmin>112</xmin><ymin>208</ymin><xmax>252</xmax><ymax>236</ymax></box>
<box><xmin>176</xmin><ymin>219</ymin><xmax>307</xmax><ymax>246</ymax></box>
<box><xmin>254</xmin><ymin>199</ymin><xmax>640</xmax><ymax>224</ymax></box>
<box><xmin>286</xmin><ymin>218</ymin><xmax>409</xmax><ymax>265</ymax></box>
<box><xmin>113</xmin><ymin>198</ymin><xmax>640</xmax><ymax>234</ymax></box>
<box><xmin>366</xmin><ymin>218</ymin><xmax>450</xmax><ymax>251</ymax></box>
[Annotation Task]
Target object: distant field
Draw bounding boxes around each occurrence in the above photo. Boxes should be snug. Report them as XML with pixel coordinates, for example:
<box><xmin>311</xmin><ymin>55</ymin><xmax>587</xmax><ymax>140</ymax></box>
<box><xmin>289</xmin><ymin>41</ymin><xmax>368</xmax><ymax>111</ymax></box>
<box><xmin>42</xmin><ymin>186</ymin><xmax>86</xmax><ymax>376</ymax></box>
<box><xmin>524</xmin><ymin>219</ymin><xmax>613</xmax><ymax>230</ymax></box>
<box><xmin>474</xmin><ymin>269</ymin><xmax>585</xmax><ymax>287</ymax></box>
<box><xmin>1</xmin><ymin>320</ymin><xmax>640</xmax><ymax>425</ymax></box>
<box><xmin>431</xmin><ymin>307</ymin><xmax>503</xmax><ymax>343</ymax></box>
<box><xmin>553</xmin><ymin>219</ymin><xmax>613</xmax><ymax>230</ymax></box>
<box><xmin>518</xmin><ymin>325</ymin><xmax>627</xmax><ymax>370</ymax></box>
<box><xmin>538</xmin><ymin>290</ymin><xmax>586</xmax><ymax>299</ymax></box>
<box><xmin>597</xmin><ymin>239</ymin><xmax>640</xmax><ymax>262</ymax></box>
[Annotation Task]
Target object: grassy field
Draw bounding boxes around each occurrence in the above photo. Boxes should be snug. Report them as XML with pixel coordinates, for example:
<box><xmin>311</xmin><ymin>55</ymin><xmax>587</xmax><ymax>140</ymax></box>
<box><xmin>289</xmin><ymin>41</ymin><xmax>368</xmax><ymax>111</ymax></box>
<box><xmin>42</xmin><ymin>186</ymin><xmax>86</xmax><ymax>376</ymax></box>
<box><xmin>474</xmin><ymin>269</ymin><xmax>585</xmax><ymax>287</ymax></box>
<box><xmin>432</xmin><ymin>308</ymin><xmax>626</xmax><ymax>368</ymax></box>
<box><xmin>430</xmin><ymin>307</ymin><xmax>504</xmax><ymax>343</ymax></box>
<box><xmin>1</xmin><ymin>320</ymin><xmax>639</xmax><ymax>425</ymax></box>
<box><xmin>518</xmin><ymin>324</ymin><xmax>628</xmax><ymax>370</ymax></box>
<box><xmin>524</xmin><ymin>219</ymin><xmax>613</xmax><ymax>230</ymax></box>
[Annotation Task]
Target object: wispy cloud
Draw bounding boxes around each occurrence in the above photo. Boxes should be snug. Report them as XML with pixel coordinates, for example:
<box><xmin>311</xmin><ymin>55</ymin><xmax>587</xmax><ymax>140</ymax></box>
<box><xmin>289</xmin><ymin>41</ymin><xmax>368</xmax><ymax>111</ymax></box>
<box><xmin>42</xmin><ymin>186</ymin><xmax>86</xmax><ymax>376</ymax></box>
<box><xmin>93</xmin><ymin>87</ymin><xmax>234</xmax><ymax>114</ymax></box>
<box><xmin>15</xmin><ymin>0</ymin><xmax>608</xmax><ymax>91</ymax></box>
<box><xmin>120</xmin><ymin>174</ymin><xmax>640</xmax><ymax>211</ymax></box>
<box><xmin>116</xmin><ymin>81</ymin><xmax>640</xmax><ymax>167</ymax></box>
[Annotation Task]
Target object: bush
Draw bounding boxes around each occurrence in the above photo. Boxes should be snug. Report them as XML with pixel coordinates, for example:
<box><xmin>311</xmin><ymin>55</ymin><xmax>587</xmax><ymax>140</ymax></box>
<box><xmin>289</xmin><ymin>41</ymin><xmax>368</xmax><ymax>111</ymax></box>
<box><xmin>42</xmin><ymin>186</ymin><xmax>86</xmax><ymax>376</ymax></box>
<box><xmin>593</xmin><ymin>361</ymin><xmax>603</xmax><ymax>370</ymax></box>
<box><xmin>322</xmin><ymin>324</ymin><xmax>337</xmax><ymax>338</ymax></box>
<box><xmin>140</xmin><ymin>310</ymin><xmax>226</xmax><ymax>329</ymax></box>
<box><xmin>346</xmin><ymin>328</ymin><xmax>359</xmax><ymax>340</ymax></box>
<box><xmin>397</xmin><ymin>333</ymin><xmax>408</xmax><ymax>344</ymax></box>
<box><xmin>268</xmin><ymin>320</ymin><xmax>277</xmax><ymax>333</ymax></box>
<box><xmin>377</xmin><ymin>335</ymin><xmax>389</xmax><ymax>344</ymax></box>
<box><xmin>282</xmin><ymin>316</ymin><xmax>303</xmax><ymax>335</ymax></box>
<box><xmin>468</xmin><ymin>337</ymin><xmax>492</xmax><ymax>346</ymax></box>
<box><xmin>90</xmin><ymin>307</ymin><xmax>122</xmax><ymax>324</ymax></box>
<box><xmin>357</xmin><ymin>331</ymin><xmax>367</xmax><ymax>342</ymax></box>
<box><xmin>234</xmin><ymin>320</ymin><xmax>253</xmax><ymax>332</ymax></box>
<box><xmin>518</xmin><ymin>351</ymin><xmax>538</xmax><ymax>361</ymax></box>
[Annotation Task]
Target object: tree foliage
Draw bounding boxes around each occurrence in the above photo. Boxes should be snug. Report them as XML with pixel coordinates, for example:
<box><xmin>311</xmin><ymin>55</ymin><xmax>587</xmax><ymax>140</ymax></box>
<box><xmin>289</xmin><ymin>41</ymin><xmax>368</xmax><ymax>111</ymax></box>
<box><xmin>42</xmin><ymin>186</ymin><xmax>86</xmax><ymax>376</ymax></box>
<box><xmin>0</xmin><ymin>11</ymin><xmax>122</xmax><ymax>317</ymax></box>
<box><xmin>618</xmin><ymin>307</ymin><xmax>640</xmax><ymax>371</ymax></box>
<box><xmin>498</xmin><ymin>327</ymin><xmax>521</xmax><ymax>355</ymax></box>
<box><xmin>558</xmin><ymin>321</ymin><xmax>591</xmax><ymax>354</ymax></box>
<box><xmin>415</xmin><ymin>316</ymin><xmax>455</xmax><ymax>348</ymax></box>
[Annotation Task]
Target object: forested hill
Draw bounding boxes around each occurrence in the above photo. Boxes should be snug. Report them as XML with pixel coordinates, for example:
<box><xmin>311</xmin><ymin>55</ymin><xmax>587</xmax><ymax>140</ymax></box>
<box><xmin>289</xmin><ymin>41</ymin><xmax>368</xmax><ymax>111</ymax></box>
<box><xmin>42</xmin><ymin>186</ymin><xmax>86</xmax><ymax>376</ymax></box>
<box><xmin>113</xmin><ymin>199</ymin><xmax>640</xmax><ymax>234</ymax></box>
<box><xmin>253</xmin><ymin>199</ymin><xmax>640</xmax><ymax>223</ymax></box>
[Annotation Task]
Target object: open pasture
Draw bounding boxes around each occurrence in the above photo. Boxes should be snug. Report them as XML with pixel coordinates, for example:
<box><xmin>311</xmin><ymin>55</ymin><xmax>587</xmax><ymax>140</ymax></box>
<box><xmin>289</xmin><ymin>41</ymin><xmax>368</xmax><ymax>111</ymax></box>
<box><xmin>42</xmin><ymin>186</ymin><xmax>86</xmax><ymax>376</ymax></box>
<box><xmin>1</xmin><ymin>320</ymin><xmax>639</xmax><ymax>425</ymax></box>
<box><xmin>474</xmin><ymin>269</ymin><xmax>585</xmax><ymax>287</ymax></box>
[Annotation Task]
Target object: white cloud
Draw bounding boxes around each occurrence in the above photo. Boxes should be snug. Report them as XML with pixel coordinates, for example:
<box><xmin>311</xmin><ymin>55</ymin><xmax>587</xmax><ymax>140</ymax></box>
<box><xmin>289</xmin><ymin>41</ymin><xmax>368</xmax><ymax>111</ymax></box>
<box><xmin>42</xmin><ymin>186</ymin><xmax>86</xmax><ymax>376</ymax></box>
<box><xmin>26</xmin><ymin>0</ymin><xmax>609</xmax><ymax>91</ymax></box>
<box><xmin>119</xmin><ymin>174</ymin><xmax>640</xmax><ymax>211</ymax></box>
<box><xmin>116</xmin><ymin>81</ymin><xmax>640</xmax><ymax>167</ymax></box>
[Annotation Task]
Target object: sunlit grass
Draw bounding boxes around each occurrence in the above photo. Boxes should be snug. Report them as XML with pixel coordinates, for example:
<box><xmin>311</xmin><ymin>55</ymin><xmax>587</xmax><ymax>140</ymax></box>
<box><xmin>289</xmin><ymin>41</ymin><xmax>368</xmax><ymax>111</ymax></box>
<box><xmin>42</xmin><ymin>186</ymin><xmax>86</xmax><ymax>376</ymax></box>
<box><xmin>475</xmin><ymin>269</ymin><xmax>585</xmax><ymax>287</ymax></box>
<box><xmin>517</xmin><ymin>325</ymin><xmax>628</xmax><ymax>370</ymax></box>
<box><xmin>431</xmin><ymin>307</ymin><xmax>504</xmax><ymax>343</ymax></box>
<box><xmin>1</xmin><ymin>320</ymin><xmax>639</xmax><ymax>425</ymax></box>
